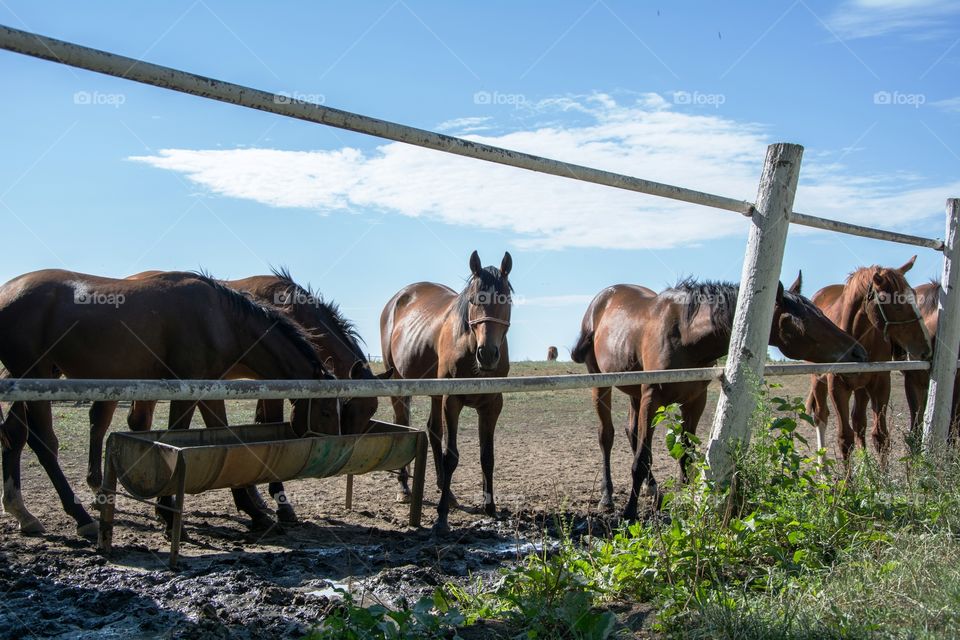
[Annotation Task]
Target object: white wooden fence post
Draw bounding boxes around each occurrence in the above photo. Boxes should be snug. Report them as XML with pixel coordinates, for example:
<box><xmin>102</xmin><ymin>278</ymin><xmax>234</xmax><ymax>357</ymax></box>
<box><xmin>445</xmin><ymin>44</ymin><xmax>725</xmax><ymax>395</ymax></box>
<box><xmin>922</xmin><ymin>198</ymin><xmax>960</xmax><ymax>450</ymax></box>
<box><xmin>705</xmin><ymin>143</ymin><xmax>804</xmax><ymax>483</ymax></box>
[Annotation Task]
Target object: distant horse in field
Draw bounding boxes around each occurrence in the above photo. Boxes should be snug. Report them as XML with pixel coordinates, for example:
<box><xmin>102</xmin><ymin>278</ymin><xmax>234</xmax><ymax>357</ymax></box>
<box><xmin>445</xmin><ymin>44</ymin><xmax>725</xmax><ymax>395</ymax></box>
<box><xmin>572</xmin><ymin>274</ymin><xmax>867</xmax><ymax>519</ymax></box>
<box><xmin>381</xmin><ymin>251</ymin><xmax>512</xmax><ymax>532</ymax></box>
<box><xmin>894</xmin><ymin>279</ymin><xmax>960</xmax><ymax>449</ymax></box>
<box><xmin>806</xmin><ymin>258</ymin><xmax>931</xmax><ymax>464</ymax></box>
<box><xmin>84</xmin><ymin>268</ymin><xmax>387</xmax><ymax>524</ymax></box>
<box><xmin>0</xmin><ymin>270</ymin><xmax>339</xmax><ymax>537</ymax></box>
<box><xmin>546</xmin><ymin>346</ymin><xmax>559</xmax><ymax>361</ymax></box>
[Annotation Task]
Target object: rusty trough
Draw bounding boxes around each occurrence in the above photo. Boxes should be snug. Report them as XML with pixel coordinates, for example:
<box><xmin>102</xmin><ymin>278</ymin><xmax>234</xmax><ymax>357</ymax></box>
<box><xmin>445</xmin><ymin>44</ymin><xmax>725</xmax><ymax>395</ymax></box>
<box><xmin>97</xmin><ymin>420</ymin><xmax>428</xmax><ymax>568</ymax></box>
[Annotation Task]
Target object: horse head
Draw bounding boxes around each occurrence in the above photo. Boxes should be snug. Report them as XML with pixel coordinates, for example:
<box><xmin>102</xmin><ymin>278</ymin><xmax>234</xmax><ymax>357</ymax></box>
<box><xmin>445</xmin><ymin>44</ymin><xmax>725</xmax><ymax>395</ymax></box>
<box><xmin>860</xmin><ymin>257</ymin><xmax>931</xmax><ymax>360</ymax></box>
<box><xmin>463</xmin><ymin>250</ymin><xmax>513</xmax><ymax>371</ymax></box>
<box><xmin>770</xmin><ymin>271</ymin><xmax>869</xmax><ymax>363</ymax></box>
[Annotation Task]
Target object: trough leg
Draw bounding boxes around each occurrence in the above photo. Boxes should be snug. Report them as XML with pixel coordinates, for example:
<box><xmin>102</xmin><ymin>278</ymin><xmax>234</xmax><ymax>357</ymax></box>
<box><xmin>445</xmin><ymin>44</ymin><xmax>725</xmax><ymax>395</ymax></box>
<box><xmin>169</xmin><ymin>457</ymin><xmax>187</xmax><ymax>569</ymax></box>
<box><xmin>97</xmin><ymin>450</ymin><xmax>118</xmax><ymax>557</ymax></box>
<box><xmin>345</xmin><ymin>475</ymin><xmax>354</xmax><ymax>510</ymax></box>
<box><xmin>410</xmin><ymin>431</ymin><xmax>427</xmax><ymax>528</ymax></box>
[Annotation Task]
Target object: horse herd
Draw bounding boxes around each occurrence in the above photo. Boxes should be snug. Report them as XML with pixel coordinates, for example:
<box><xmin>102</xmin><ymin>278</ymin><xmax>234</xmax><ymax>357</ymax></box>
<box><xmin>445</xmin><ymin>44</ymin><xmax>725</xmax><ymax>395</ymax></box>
<box><xmin>0</xmin><ymin>251</ymin><xmax>946</xmax><ymax>544</ymax></box>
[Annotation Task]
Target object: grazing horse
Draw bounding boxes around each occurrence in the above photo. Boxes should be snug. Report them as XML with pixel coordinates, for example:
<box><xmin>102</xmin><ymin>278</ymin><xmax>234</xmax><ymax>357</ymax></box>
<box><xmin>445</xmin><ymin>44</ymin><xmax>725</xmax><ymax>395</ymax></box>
<box><xmin>572</xmin><ymin>274</ymin><xmax>868</xmax><ymax>519</ymax></box>
<box><xmin>546</xmin><ymin>346</ymin><xmax>559</xmax><ymax>361</ymax></box>
<box><xmin>895</xmin><ymin>279</ymin><xmax>960</xmax><ymax>448</ymax></box>
<box><xmin>87</xmin><ymin>268</ymin><xmax>389</xmax><ymax>523</ymax></box>
<box><xmin>381</xmin><ymin>251</ymin><xmax>512</xmax><ymax>532</ymax></box>
<box><xmin>805</xmin><ymin>258</ymin><xmax>931</xmax><ymax>463</ymax></box>
<box><xmin>0</xmin><ymin>270</ymin><xmax>339</xmax><ymax>537</ymax></box>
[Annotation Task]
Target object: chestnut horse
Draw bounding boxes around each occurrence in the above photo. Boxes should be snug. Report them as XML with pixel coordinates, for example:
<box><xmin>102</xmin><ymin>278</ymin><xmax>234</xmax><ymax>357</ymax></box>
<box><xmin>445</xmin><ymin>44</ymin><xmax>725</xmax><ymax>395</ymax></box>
<box><xmin>0</xmin><ymin>270</ymin><xmax>339</xmax><ymax>537</ymax></box>
<box><xmin>381</xmin><ymin>251</ymin><xmax>512</xmax><ymax>532</ymax></box>
<box><xmin>572</xmin><ymin>274</ymin><xmax>868</xmax><ymax>519</ymax></box>
<box><xmin>805</xmin><ymin>258</ymin><xmax>931</xmax><ymax>464</ymax></box>
<box><xmin>896</xmin><ymin>279</ymin><xmax>959</xmax><ymax>449</ymax></box>
<box><xmin>87</xmin><ymin>268</ymin><xmax>388</xmax><ymax>523</ymax></box>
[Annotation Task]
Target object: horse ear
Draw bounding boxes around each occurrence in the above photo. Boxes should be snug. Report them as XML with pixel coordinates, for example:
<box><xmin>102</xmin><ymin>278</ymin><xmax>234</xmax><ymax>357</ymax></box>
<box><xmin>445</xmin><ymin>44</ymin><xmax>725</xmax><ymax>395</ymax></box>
<box><xmin>872</xmin><ymin>270</ymin><xmax>885</xmax><ymax>288</ymax></box>
<box><xmin>501</xmin><ymin>252</ymin><xmax>512</xmax><ymax>277</ymax></box>
<box><xmin>377</xmin><ymin>366</ymin><xmax>395</xmax><ymax>380</ymax></box>
<box><xmin>469</xmin><ymin>250</ymin><xmax>482</xmax><ymax>276</ymax></box>
<box><xmin>775</xmin><ymin>281</ymin><xmax>784</xmax><ymax>303</ymax></box>
<box><xmin>349</xmin><ymin>360</ymin><xmax>366</xmax><ymax>380</ymax></box>
<box><xmin>898</xmin><ymin>255</ymin><xmax>917</xmax><ymax>274</ymax></box>
<box><xmin>788</xmin><ymin>270</ymin><xmax>802</xmax><ymax>295</ymax></box>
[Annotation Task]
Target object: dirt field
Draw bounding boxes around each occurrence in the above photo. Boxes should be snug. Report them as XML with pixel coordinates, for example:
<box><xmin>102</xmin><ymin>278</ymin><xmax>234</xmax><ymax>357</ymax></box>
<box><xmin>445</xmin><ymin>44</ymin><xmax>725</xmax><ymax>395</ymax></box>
<box><xmin>0</xmin><ymin>362</ymin><xmax>919</xmax><ymax>638</ymax></box>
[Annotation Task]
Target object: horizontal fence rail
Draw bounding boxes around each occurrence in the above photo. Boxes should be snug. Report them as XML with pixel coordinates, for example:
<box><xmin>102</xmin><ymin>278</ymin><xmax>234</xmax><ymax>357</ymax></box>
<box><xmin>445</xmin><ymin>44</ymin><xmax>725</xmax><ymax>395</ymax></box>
<box><xmin>0</xmin><ymin>24</ymin><xmax>943</xmax><ymax>251</ymax></box>
<box><xmin>0</xmin><ymin>360</ymin><xmax>932</xmax><ymax>402</ymax></box>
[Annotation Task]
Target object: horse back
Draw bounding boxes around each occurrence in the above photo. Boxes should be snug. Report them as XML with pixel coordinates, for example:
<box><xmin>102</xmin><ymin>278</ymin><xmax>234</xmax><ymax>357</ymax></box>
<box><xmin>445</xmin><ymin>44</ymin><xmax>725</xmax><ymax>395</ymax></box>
<box><xmin>381</xmin><ymin>282</ymin><xmax>457</xmax><ymax>380</ymax></box>
<box><xmin>578</xmin><ymin>284</ymin><xmax>657</xmax><ymax>375</ymax></box>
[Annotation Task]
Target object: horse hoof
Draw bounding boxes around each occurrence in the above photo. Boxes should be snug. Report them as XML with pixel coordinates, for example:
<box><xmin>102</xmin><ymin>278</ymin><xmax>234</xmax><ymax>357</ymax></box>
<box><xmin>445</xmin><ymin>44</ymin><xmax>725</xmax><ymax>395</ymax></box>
<box><xmin>276</xmin><ymin>507</ymin><xmax>299</xmax><ymax>525</ymax></box>
<box><xmin>249</xmin><ymin>515</ymin><xmax>281</xmax><ymax>533</ymax></box>
<box><xmin>395</xmin><ymin>491</ymin><xmax>411</xmax><ymax>504</ymax></box>
<box><xmin>483</xmin><ymin>502</ymin><xmax>496</xmax><ymax>518</ymax></box>
<box><xmin>19</xmin><ymin>518</ymin><xmax>45</xmax><ymax>536</ymax></box>
<box><xmin>640</xmin><ymin>480</ymin><xmax>659</xmax><ymax>498</ymax></box>
<box><xmin>77</xmin><ymin>521</ymin><xmax>99</xmax><ymax>539</ymax></box>
<box><xmin>597</xmin><ymin>498</ymin><xmax>614</xmax><ymax>512</ymax></box>
<box><xmin>432</xmin><ymin>521</ymin><xmax>450</xmax><ymax>535</ymax></box>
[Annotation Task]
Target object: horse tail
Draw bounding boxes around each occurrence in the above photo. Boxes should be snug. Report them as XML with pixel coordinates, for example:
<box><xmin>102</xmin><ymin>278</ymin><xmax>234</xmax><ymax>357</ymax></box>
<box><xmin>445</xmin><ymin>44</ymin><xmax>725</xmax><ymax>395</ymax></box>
<box><xmin>570</xmin><ymin>327</ymin><xmax>593</xmax><ymax>364</ymax></box>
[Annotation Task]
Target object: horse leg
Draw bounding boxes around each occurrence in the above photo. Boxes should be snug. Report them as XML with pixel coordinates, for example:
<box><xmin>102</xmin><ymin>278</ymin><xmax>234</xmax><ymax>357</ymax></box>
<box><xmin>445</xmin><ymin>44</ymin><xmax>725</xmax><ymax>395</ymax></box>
<box><xmin>592</xmin><ymin>386</ymin><xmax>616</xmax><ymax>511</ymax></box>
<box><xmin>851</xmin><ymin>389</ymin><xmax>869</xmax><ymax>451</ymax></box>
<box><xmin>86</xmin><ymin>401</ymin><xmax>117</xmax><ymax>493</ymax></box>
<box><xmin>828</xmin><ymin>377</ymin><xmax>855</xmax><ymax>464</ymax></box>
<box><xmin>623</xmin><ymin>386</ymin><xmax>658</xmax><ymax>520</ymax></box>
<box><xmin>434</xmin><ymin>395</ymin><xmax>463</xmax><ymax>533</ymax></box>
<box><xmin>477</xmin><ymin>393</ymin><xmax>503</xmax><ymax>517</ymax></box>
<box><xmin>168</xmin><ymin>400</ymin><xmax>198</xmax><ymax>430</ymax></box>
<box><xmin>127</xmin><ymin>400</ymin><xmax>157</xmax><ymax>430</ymax></box>
<box><xmin>24</xmin><ymin>400</ymin><xmax>98</xmax><ymax>538</ymax></box>
<box><xmin>1</xmin><ymin>402</ymin><xmax>43</xmax><ymax>535</ymax></box>
<box><xmin>253</xmin><ymin>399</ymin><xmax>297</xmax><ymax>524</ymax></box>
<box><xmin>390</xmin><ymin>395</ymin><xmax>414</xmax><ymax>502</ymax></box>
<box><xmin>868</xmin><ymin>375</ymin><xmax>891</xmax><ymax>468</ymax></box>
<box><xmin>679</xmin><ymin>391</ymin><xmax>708</xmax><ymax>484</ymax></box>
<box><xmin>197</xmin><ymin>400</ymin><xmax>228</xmax><ymax>428</ymax></box>
<box><xmin>806</xmin><ymin>375</ymin><xmax>830</xmax><ymax>461</ymax></box>
<box><xmin>902</xmin><ymin>371</ymin><xmax>926</xmax><ymax>454</ymax></box>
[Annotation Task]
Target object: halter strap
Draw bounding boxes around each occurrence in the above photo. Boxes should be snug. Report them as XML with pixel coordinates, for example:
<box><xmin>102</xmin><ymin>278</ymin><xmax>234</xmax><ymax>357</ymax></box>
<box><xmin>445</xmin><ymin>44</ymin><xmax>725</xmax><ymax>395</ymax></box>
<box><xmin>864</xmin><ymin>286</ymin><xmax>921</xmax><ymax>341</ymax></box>
<box><xmin>468</xmin><ymin>316</ymin><xmax>511</xmax><ymax>327</ymax></box>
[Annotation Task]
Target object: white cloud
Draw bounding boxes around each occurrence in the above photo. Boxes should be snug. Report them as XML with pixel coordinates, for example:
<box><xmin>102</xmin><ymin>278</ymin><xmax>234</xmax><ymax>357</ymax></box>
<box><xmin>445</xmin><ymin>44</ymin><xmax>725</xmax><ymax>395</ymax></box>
<box><xmin>516</xmin><ymin>294</ymin><xmax>598</xmax><ymax>307</ymax></box>
<box><xmin>931</xmin><ymin>96</ymin><xmax>960</xmax><ymax>112</ymax></box>
<box><xmin>436</xmin><ymin>116</ymin><xmax>494</xmax><ymax>133</ymax></box>
<box><xmin>826</xmin><ymin>0</ymin><xmax>960</xmax><ymax>39</ymax></box>
<box><xmin>129</xmin><ymin>93</ymin><xmax>958</xmax><ymax>250</ymax></box>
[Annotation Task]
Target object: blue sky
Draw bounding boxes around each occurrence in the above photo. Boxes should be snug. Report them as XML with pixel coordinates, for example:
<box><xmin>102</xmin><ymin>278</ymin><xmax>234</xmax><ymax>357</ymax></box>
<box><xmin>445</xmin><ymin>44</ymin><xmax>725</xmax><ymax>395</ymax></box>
<box><xmin>1</xmin><ymin>1</ymin><xmax>959</xmax><ymax>361</ymax></box>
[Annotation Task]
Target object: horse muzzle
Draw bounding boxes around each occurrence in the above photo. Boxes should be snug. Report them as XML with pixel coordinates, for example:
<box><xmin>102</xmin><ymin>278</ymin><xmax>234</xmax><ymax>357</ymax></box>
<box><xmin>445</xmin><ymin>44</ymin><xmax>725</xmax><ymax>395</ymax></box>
<box><xmin>476</xmin><ymin>345</ymin><xmax>500</xmax><ymax>370</ymax></box>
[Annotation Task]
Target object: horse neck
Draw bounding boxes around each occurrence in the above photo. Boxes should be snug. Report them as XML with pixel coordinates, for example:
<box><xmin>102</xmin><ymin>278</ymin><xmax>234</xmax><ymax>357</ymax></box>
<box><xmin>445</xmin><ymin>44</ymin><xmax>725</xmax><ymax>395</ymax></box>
<box><xmin>234</xmin><ymin>313</ymin><xmax>317</xmax><ymax>379</ymax></box>
<box><xmin>294</xmin><ymin>303</ymin><xmax>368</xmax><ymax>378</ymax></box>
<box><xmin>677</xmin><ymin>303</ymin><xmax>733</xmax><ymax>364</ymax></box>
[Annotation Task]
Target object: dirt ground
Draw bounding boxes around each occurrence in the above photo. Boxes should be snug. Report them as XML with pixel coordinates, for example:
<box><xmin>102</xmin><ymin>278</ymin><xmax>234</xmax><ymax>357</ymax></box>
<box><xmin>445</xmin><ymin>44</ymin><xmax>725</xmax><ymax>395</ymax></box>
<box><xmin>0</xmin><ymin>362</ymin><xmax>919</xmax><ymax>638</ymax></box>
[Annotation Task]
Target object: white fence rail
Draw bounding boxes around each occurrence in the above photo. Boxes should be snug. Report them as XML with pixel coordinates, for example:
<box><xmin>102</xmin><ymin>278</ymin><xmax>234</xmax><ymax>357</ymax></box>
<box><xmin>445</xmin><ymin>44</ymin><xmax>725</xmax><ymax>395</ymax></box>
<box><xmin>0</xmin><ymin>24</ymin><xmax>957</xmax><ymax>481</ymax></box>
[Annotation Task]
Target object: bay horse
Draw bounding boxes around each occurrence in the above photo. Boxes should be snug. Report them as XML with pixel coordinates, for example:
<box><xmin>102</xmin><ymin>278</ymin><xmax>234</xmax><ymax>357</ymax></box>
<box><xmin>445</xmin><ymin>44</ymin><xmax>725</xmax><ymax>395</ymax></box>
<box><xmin>895</xmin><ymin>279</ymin><xmax>959</xmax><ymax>449</ymax></box>
<box><xmin>805</xmin><ymin>257</ymin><xmax>931</xmax><ymax>464</ymax></box>
<box><xmin>0</xmin><ymin>269</ymin><xmax>339</xmax><ymax>538</ymax></box>
<box><xmin>87</xmin><ymin>268</ymin><xmax>389</xmax><ymax>523</ymax></box>
<box><xmin>572</xmin><ymin>274</ymin><xmax>868</xmax><ymax>520</ymax></box>
<box><xmin>381</xmin><ymin>251</ymin><xmax>512</xmax><ymax>532</ymax></box>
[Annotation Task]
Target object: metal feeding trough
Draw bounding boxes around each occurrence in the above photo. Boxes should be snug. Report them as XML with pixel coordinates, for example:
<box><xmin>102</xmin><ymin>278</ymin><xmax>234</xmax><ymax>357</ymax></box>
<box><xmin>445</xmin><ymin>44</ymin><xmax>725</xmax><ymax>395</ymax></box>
<box><xmin>97</xmin><ymin>420</ymin><xmax>427</xmax><ymax>567</ymax></box>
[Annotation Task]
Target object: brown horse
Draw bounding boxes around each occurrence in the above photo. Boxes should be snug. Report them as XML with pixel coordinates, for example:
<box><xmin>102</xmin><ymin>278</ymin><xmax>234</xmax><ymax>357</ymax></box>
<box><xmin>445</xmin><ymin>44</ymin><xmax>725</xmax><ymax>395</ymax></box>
<box><xmin>805</xmin><ymin>258</ymin><xmax>931</xmax><ymax>464</ymax></box>
<box><xmin>572</xmin><ymin>274</ymin><xmax>868</xmax><ymax>519</ymax></box>
<box><xmin>0</xmin><ymin>269</ymin><xmax>339</xmax><ymax>537</ymax></box>
<box><xmin>88</xmin><ymin>268</ymin><xmax>389</xmax><ymax>523</ymax></box>
<box><xmin>381</xmin><ymin>251</ymin><xmax>512</xmax><ymax>532</ymax></box>
<box><xmin>896</xmin><ymin>279</ymin><xmax>960</xmax><ymax>449</ymax></box>
<box><xmin>546</xmin><ymin>346</ymin><xmax>559</xmax><ymax>361</ymax></box>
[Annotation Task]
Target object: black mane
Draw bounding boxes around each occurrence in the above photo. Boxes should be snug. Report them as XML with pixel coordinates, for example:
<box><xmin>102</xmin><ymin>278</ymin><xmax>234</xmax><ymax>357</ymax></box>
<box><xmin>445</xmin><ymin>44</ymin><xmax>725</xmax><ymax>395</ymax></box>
<box><xmin>190</xmin><ymin>270</ymin><xmax>324</xmax><ymax>374</ymax></box>
<box><xmin>665</xmin><ymin>278</ymin><xmax>739</xmax><ymax>336</ymax></box>
<box><xmin>918</xmin><ymin>278</ymin><xmax>941</xmax><ymax>316</ymax></box>
<box><xmin>270</xmin><ymin>266</ymin><xmax>367</xmax><ymax>363</ymax></box>
<box><xmin>453</xmin><ymin>266</ymin><xmax>514</xmax><ymax>336</ymax></box>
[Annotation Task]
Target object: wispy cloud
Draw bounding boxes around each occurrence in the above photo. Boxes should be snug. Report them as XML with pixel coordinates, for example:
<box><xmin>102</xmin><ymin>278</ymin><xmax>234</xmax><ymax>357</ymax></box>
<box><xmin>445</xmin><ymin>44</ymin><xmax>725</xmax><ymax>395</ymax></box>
<box><xmin>826</xmin><ymin>0</ymin><xmax>960</xmax><ymax>40</ymax></box>
<box><xmin>130</xmin><ymin>93</ymin><xmax>959</xmax><ymax>250</ymax></box>
<box><xmin>516</xmin><ymin>294</ymin><xmax>597</xmax><ymax>307</ymax></box>
<box><xmin>436</xmin><ymin>116</ymin><xmax>494</xmax><ymax>133</ymax></box>
<box><xmin>931</xmin><ymin>96</ymin><xmax>960</xmax><ymax>111</ymax></box>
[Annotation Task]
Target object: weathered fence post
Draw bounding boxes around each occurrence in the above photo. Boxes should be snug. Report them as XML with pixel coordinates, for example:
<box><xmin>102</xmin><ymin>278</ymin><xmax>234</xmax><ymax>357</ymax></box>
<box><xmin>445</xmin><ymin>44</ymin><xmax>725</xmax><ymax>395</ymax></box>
<box><xmin>705</xmin><ymin>143</ymin><xmax>803</xmax><ymax>483</ymax></box>
<box><xmin>922</xmin><ymin>198</ymin><xmax>960</xmax><ymax>450</ymax></box>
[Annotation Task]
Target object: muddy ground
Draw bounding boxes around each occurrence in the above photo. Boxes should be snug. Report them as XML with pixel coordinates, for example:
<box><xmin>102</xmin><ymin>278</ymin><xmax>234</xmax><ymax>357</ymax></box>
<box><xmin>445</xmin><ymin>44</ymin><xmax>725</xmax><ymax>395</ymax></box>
<box><xmin>0</xmin><ymin>363</ymin><xmax>919</xmax><ymax>638</ymax></box>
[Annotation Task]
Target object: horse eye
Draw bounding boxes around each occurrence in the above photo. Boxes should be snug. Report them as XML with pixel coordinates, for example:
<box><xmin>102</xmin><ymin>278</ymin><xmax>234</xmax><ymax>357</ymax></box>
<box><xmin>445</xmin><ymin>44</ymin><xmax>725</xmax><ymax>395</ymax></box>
<box><xmin>476</xmin><ymin>291</ymin><xmax>491</xmax><ymax>305</ymax></box>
